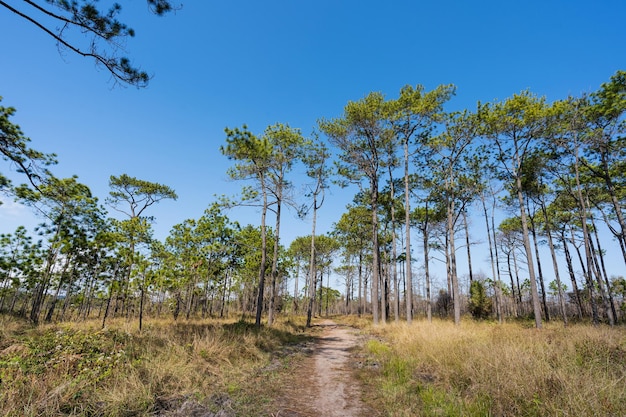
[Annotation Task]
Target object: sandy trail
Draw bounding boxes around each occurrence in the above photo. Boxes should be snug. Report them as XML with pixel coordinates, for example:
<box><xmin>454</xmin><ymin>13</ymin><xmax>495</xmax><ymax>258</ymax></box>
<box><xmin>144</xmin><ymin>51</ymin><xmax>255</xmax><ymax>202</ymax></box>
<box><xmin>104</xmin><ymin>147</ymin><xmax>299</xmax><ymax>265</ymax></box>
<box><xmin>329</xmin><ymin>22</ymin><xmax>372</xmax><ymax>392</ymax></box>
<box><xmin>274</xmin><ymin>320</ymin><xmax>370</xmax><ymax>417</ymax></box>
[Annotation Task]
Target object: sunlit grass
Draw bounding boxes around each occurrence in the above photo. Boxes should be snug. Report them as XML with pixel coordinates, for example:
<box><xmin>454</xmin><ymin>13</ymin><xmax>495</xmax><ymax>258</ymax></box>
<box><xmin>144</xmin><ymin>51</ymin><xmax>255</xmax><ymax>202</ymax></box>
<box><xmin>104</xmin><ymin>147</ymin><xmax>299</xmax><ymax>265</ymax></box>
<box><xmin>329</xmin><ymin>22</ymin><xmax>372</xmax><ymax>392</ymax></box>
<box><xmin>358</xmin><ymin>319</ymin><xmax>626</xmax><ymax>416</ymax></box>
<box><xmin>0</xmin><ymin>314</ymin><xmax>312</xmax><ymax>416</ymax></box>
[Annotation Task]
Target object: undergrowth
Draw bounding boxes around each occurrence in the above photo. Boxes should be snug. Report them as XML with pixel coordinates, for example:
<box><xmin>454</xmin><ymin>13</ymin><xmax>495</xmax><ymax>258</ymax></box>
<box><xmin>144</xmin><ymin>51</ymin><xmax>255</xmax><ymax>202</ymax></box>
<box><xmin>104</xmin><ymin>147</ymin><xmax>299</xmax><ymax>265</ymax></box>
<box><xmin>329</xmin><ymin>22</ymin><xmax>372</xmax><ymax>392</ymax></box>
<box><xmin>0</xmin><ymin>314</ymin><xmax>311</xmax><ymax>416</ymax></box>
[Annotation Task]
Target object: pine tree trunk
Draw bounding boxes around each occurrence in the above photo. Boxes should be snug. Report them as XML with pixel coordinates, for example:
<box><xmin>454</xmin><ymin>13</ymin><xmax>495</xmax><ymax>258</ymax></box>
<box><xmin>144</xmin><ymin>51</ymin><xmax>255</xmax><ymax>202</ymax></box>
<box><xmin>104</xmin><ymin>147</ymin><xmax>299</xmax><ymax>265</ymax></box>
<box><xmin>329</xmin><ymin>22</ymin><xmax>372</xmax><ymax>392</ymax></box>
<box><xmin>590</xmin><ymin>213</ymin><xmax>618</xmax><ymax>323</ymax></box>
<box><xmin>255</xmin><ymin>182</ymin><xmax>269</xmax><ymax>328</ymax></box>
<box><xmin>481</xmin><ymin>191</ymin><xmax>502</xmax><ymax>323</ymax></box>
<box><xmin>403</xmin><ymin>135</ymin><xmax>413</xmax><ymax>324</ymax></box>
<box><xmin>268</xmin><ymin>193</ymin><xmax>282</xmax><ymax>326</ymax></box>
<box><xmin>529</xmin><ymin>212</ymin><xmax>550</xmax><ymax>321</ymax></box>
<box><xmin>560</xmin><ymin>228</ymin><xmax>583</xmax><ymax>319</ymax></box>
<box><xmin>371</xmin><ymin>178</ymin><xmax>380</xmax><ymax>325</ymax></box>
<box><xmin>447</xmin><ymin>199</ymin><xmax>461</xmax><ymax>325</ymax></box>
<box><xmin>306</xmin><ymin>194</ymin><xmax>317</xmax><ymax>328</ymax></box>
<box><xmin>515</xmin><ymin>179</ymin><xmax>542</xmax><ymax>329</ymax></box>
<box><xmin>423</xmin><ymin>226</ymin><xmax>432</xmax><ymax>322</ymax></box>
<box><xmin>462</xmin><ymin>209</ymin><xmax>474</xmax><ymax>284</ymax></box>
<box><xmin>540</xmin><ymin>199</ymin><xmax>568</xmax><ymax>325</ymax></box>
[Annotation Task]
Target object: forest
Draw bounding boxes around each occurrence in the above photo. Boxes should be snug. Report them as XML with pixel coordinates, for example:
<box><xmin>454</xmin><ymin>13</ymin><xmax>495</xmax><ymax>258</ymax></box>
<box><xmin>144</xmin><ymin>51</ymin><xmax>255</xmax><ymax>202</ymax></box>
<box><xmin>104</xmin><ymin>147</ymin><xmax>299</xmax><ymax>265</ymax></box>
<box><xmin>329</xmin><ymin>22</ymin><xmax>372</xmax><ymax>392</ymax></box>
<box><xmin>2</xmin><ymin>1</ymin><xmax>626</xmax><ymax>415</ymax></box>
<box><xmin>1</xmin><ymin>71</ymin><xmax>625</xmax><ymax>331</ymax></box>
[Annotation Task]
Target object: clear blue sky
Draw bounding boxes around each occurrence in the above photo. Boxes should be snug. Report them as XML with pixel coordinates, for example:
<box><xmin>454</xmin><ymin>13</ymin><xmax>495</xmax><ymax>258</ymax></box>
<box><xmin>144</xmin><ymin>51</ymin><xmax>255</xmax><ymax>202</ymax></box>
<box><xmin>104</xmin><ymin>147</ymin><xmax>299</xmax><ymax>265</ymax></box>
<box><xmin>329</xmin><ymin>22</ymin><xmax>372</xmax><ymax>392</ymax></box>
<box><xmin>1</xmin><ymin>1</ymin><xmax>625</xmax><ymax>289</ymax></box>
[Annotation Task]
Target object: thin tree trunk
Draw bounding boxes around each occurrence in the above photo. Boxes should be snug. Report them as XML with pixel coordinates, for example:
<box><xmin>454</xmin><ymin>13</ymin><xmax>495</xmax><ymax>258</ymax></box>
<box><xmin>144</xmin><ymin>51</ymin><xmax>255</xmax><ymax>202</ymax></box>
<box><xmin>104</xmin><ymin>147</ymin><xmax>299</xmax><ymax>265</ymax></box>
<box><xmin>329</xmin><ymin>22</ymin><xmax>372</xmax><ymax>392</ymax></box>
<box><xmin>447</xmin><ymin>199</ymin><xmax>461</xmax><ymax>325</ymax></box>
<box><xmin>491</xmin><ymin>193</ymin><xmax>506</xmax><ymax>318</ymax></box>
<box><xmin>268</xmin><ymin>192</ymin><xmax>282</xmax><ymax>326</ymax></box>
<box><xmin>590</xmin><ymin>211</ymin><xmax>618</xmax><ymax>323</ymax></box>
<box><xmin>571</xmin><ymin>226</ymin><xmax>599</xmax><ymax>323</ymax></box>
<box><xmin>462</xmin><ymin>209</ymin><xmax>474</xmax><ymax>284</ymax></box>
<box><xmin>31</xmin><ymin>242</ymin><xmax>60</xmax><ymax>325</ymax></box>
<box><xmin>403</xmin><ymin>132</ymin><xmax>413</xmax><ymax>324</ymax></box>
<box><xmin>255</xmin><ymin>181</ymin><xmax>269</xmax><ymax>328</ymax></box>
<box><xmin>45</xmin><ymin>256</ymin><xmax>72</xmax><ymax>323</ymax></box>
<box><xmin>325</xmin><ymin>269</ymin><xmax>330</xmax><ymax>317</ymax></box>
<box><xmin>560</xmin><ymin>228</ymin><xmax>583</xmax><ymax>319</ymax></box>
<box><xmin>573</xmin><ymin>155</ymin><xmax>613</xmax><ymax>325</ymax></box>
<box><xmin>306</xmin><ymin>194</ymin><xmax>317</xmax><ymax>328</ymax></box>
<box><xmin>587</xmin><ymin>225</ymin><xmax>615</xmax><ymax>325</ymax></box>
<box><xmin>371</xmin><ymin>178</ymin><xmax>380</xmax><ymax>325</ymax></box>
<box><xmin>358</xmin><ymin>252</ymin><xmax>363</xmax><ymax>317</ymax></box>
<box><xmin>101</xmin><ymin>267</ymin><xmax>118</xmax><ymax>330</ymax></box>
<box><xmin>540</xmin><ymin>199</ymin><xmax>568</xmax><ymax>326</ymax></box>
<box><xmin>528</xmin><ymin>209</ymin><xmax>550</xmax><ymax>321</ymax></box>
<box><xmin>515</xmin><ymin>175</ymin><xmax>542</xmax><ymax>329</ymax></box>
<box><xmin>139</xmin><ymin>272</ymin><xmax>146</xmax><ymax>332</ymax></box>
<box><xmin>293</xmin><ymin>264</ymin><xmax>299</xmax><ymax>315</ymax></box>
<box><xmin>389</xmin><ymin>168</ymin><xmax>399</xmax><ymax>322</ymax></box>
<box><xmin>481</xmin><ymin>191</ymin><xmax>502</xmax><ymax>323</ymax></box>
<box><xmin>595</xmin><ymin>203</ymin><xmax>626</xmax><ymax>266</ymax></box>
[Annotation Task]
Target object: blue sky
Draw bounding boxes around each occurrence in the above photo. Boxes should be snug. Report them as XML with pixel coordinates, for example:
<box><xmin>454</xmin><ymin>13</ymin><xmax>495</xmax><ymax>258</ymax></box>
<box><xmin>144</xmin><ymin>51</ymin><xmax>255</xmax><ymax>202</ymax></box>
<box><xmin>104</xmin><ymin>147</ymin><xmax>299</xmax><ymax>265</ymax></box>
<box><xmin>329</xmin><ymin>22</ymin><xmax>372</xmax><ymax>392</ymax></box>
<box><xmin>1</xmin><ymin>1</ymin><xmax>625</xmax><ymax>290</ymax></box>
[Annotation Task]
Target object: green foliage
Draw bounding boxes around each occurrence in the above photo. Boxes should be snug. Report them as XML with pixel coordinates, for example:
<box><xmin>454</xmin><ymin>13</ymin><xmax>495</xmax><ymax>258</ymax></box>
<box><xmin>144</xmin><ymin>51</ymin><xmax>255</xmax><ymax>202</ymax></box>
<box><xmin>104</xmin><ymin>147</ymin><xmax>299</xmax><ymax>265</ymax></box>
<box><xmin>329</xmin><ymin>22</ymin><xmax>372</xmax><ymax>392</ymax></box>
<box><xmin>1</xmin><ymin>1</ymin><xmax>177</xmax><ymax>86</ymax></box>
<box><xmin>221</xmin><ymin>125</ymin><xmax>273</xmax><ymax>184</ymax></box>
<box><xmin>319</xmin><ymin>91</ymin><xmax>395</xmax><ymax>186</ymax></box>
<box><xmin>0</xmin><ymin>325</ymin><xmax>135</xmax><ymax>413</ymax></box>
<box><xmin>0</xmin><ymin>97</ymin><xmax>56</xmax><ymax>197</ymax></box>
<box><xmin>548</xmin><ymin>280</ymin><xmax>567</xmax><ymax>297</ymax></box>
<box><xmin>468</xmin><ymin>280</ymin><xmax>493</xmax><ymax>320</ymax></box>
<box><xmin>610</xmin><ymin>276</ymin><xmax>626</xmax><ymax>313</ymax></box>
<box><xmin>107</xmin><ymin>173</ymin><xmax>177</xmax><ymax>218</ymax></box>
<box><xmin>435</xmin><ymin>290</ymin><xmax>452</xmax><ymax>317</ymax></box>
<box><xmin>318</xmin><ymin>286</ymin><xmax>341</xmax><ymax>307</ymax></box>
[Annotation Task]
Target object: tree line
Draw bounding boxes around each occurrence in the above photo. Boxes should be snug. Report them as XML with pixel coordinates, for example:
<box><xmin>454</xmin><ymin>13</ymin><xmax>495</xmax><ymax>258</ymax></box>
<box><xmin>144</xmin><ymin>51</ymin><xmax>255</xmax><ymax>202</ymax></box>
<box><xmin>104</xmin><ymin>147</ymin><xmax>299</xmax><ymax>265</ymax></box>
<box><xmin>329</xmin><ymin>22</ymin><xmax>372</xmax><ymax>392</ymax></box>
<box><xmin>1</xmin><ymin>70</ymin><xmax>625</xmax><ymax>329</ymax></box>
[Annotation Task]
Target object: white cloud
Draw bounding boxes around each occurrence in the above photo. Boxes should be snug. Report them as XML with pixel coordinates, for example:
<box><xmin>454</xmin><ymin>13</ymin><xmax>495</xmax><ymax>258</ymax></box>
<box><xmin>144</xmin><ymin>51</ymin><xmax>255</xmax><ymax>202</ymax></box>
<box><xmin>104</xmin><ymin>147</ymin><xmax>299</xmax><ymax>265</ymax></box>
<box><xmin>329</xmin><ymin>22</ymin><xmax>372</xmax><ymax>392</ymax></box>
<box><xmin>0</xmin><ymin>199</ymin><xmax>39</xmax><ymax>233</ymax></box>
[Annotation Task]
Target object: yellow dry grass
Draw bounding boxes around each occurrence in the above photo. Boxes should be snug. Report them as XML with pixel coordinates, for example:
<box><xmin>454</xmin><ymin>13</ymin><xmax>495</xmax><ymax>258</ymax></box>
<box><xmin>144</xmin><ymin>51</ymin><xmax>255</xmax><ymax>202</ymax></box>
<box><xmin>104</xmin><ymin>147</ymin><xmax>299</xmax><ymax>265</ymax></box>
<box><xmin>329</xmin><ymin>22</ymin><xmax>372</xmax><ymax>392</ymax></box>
<box><xmin>0</xmin><ymin>315</ymin><xmax>311</xmax><ymax>416</ymax></box>
<box><xmin>358</xmin><ymin>319</ymin><xmax>626</xmax><ymax>417</ymax></box>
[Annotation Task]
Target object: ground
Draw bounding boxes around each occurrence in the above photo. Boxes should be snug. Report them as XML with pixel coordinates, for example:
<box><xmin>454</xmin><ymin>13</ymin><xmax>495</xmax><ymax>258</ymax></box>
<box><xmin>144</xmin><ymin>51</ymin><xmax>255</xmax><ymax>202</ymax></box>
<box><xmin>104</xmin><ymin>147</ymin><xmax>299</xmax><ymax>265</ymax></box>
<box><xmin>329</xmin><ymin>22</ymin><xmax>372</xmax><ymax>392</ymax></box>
<box><xmin>271</xmin><ymin>320</ymin><xmax>376</xmax><ymax>417</ymax></box>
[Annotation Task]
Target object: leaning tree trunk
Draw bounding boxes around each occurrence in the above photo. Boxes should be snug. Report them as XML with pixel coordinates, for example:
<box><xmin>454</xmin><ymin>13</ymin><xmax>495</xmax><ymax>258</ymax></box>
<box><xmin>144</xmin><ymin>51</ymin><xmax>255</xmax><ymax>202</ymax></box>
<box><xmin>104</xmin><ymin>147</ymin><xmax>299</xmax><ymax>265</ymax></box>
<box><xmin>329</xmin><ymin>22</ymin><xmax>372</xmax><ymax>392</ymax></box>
<box><xmin>515</xmin><ymin>175</ymin><xmax>542</xmax><ymax>329</ymax></box>
<box><xmin>481</xmin><ymin>191</ymin><xmax>502</xmax><ymax>323</ymax></box>
<box><xmin>528</xmin><ymin>210</ymin><xmax>550</xmax><ymax>322</ymax></box>
<box><xmin>590</xmin><ymin>212</ymin><xmax>618</xmax><ymax>323</ymax></box>
<box><xmin>540</xmin><ymin>199</ymin><xmax>568</xmax><ymax>326</ymax></box>
<box><xmin>31</xmin><ymin>244</ymin><xmax>60</xmax><ymax>325</ymax></box>
<box><xmin>571</xmin><ymin>226</ymin><xmax>599</xmax><ymax>324</ymax></box>
<box><xmin>560</xmin><ymin>227</ymin><xmax>584</xmax><ymax>320</ymax></box>
<box><xmin>573</xmin><ymin>150</ymin><xmax>613</xmax><ymax>326</ymax></box>
<box><xmin>587</xmin><ymin>226</ymin><xmax>615</xmax><ymax>325</ymax></box>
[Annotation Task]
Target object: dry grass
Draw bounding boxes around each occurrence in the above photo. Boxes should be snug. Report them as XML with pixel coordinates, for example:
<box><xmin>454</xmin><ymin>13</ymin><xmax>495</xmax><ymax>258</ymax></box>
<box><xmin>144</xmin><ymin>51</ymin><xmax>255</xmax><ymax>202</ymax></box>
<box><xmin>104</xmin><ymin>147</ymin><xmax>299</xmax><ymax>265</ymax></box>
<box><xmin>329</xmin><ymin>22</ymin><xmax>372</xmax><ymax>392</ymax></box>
<box><xmin>0</xmin><ymin>315</ymin><xmax>312</xmax><ymax>416</ymax></box>
<box><xmin>5</xmin><ymin>313</ymin><xmax>623</xmax><ymax>416</ymax></box>
<box><xmin>357</xmin><ymin>319</ymin><xmax>626</xmax><ymax>417</ymax></box>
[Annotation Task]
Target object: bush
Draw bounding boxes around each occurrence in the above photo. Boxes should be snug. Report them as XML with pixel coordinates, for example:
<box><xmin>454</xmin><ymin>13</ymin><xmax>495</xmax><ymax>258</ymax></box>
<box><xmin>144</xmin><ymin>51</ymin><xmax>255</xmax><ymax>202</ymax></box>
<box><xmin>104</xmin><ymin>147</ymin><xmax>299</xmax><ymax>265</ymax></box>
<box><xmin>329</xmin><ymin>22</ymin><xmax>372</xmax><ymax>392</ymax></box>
<box><xmin>468</xmin><ymin>280</ymin><xmax>492</xmax><ymax>320</ymax></box>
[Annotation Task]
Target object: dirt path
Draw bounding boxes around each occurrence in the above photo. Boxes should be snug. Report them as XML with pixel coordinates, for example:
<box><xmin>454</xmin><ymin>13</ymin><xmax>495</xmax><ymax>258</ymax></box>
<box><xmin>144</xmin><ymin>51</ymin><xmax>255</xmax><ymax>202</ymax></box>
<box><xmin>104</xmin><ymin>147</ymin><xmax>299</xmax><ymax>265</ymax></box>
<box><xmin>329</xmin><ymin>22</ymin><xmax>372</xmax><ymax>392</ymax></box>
<box><xmin>273</xmin><ymin>320</ymin><xmax>372</xmax><ymax>417</ymax></box>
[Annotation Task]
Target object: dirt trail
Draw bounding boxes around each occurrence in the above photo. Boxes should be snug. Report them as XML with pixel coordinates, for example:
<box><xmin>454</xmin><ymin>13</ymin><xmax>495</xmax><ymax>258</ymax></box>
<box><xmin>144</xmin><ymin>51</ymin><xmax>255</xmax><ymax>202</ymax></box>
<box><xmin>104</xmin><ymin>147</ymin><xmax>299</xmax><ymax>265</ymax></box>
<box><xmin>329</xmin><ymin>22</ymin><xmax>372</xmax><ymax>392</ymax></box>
<box><xmin>274</xmin><ymin>320</ymin><xmax>372</xmax><ymax>417</ymax></box>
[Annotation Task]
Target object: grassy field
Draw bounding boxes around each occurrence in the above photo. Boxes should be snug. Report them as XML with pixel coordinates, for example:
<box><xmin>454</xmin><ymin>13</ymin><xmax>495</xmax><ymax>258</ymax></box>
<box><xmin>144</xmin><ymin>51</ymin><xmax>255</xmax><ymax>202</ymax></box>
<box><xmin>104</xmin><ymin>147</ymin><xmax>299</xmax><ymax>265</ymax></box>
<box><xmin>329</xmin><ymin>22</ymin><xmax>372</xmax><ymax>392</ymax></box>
<box><xmin>0</xmin><ymin>314</ymin><xmax>315</xmax><ymax>416</ymax></box>
<box><xmin>355</xmin><ymin>318</ymin><xmax>626</xmax><ymax>417</ymax></box>
<box><xmin>1</xmin><ymin>314</ymin><xmax>625</xmax><ymax>416</ymax></box>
